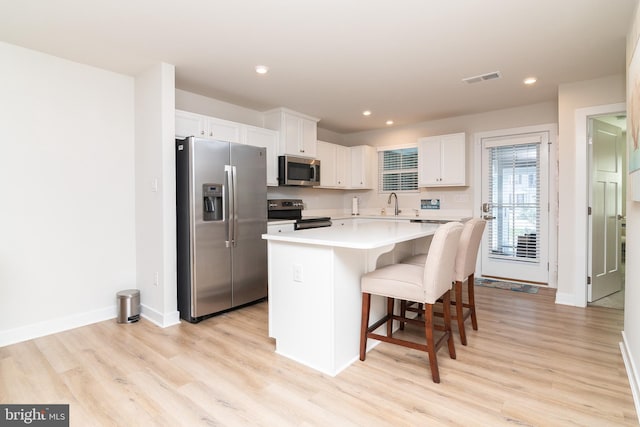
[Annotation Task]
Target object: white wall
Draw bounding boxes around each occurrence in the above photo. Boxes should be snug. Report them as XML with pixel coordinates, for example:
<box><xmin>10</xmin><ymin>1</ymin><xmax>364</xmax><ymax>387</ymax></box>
<box><xmin>0</xmin><ymin>42</ymin><xmax>136</xmax><ymax>345</ymax></box>
<box><xmin>135</xmin><ymin>63</ymin><xmax>180</xmax><ymax>327</ymax></box>
<box><xmin>623</xmin><ymin>2</ymin><xmax>640</xmax><ymax>418</ymax></box>
<box><xmin>556</xmin><ymin>75</ymin><xmax>626</xmax><ymax>306</ymax></box>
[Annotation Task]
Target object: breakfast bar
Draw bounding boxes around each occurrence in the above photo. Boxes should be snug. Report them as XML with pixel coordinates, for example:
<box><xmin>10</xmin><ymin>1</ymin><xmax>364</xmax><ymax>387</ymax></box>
<box><xmin>262</xmin><ymin>219</ymin><xmax>439</xmax><ymax>376</ymax></box>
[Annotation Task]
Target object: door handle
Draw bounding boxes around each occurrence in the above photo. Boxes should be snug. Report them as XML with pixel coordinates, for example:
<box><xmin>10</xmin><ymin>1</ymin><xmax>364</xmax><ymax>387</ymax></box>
<box><xmin>231</xmin><ymin>166</ymin><xmax>238</xmax><ymax>247</ymax></box>
<box><xmin>483</xmin><ymin>215</ymin><xmax>496</xmax><ymax>220</ymax></box>
<box><xmin>224</xmin><ymin>165</ymin><xmax>233</xmax><ymax>248</ymax></box>
<box><xmin>618</xmin><ymin>215</ymin><xmax>626</xmax><ymax>220</ymax></box>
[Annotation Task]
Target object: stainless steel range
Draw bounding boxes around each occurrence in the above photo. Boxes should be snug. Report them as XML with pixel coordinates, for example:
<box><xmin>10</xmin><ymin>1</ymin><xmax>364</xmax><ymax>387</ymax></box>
<box><xmin>267</xmin><ymin>199</ymin><xmax>332</xmax><ymax>230</ymax></box>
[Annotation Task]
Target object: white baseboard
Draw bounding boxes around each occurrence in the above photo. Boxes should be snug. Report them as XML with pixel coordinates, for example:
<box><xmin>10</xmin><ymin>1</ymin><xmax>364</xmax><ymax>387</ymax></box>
<box><xmin>0</xmin><ymin>305</ymin><xmax>117</xmax><ymax>347</ymax></box>
<box><xmin>141</xmin><ymin>303</ymin><xmax>181</xmax><ymax>328</ymax></box>
<box><xmin>620</xmin><ymin>332</ymin><xmax>640</xmax><ymax>424</ymax></box>
<box><xmin>0</xmin><ymin>304</ymin><xmax>181</xmax><ymax>348</ymax></box>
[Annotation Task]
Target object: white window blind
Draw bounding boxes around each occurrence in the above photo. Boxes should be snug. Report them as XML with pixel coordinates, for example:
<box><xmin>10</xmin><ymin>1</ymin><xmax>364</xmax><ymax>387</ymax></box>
<box><xmin>378</xmin><ymin>146</ymin><xmax>418</xmax><ymax>192</ymax></box>
<box><xmin>486</xmin><ymin>142</ymin><xmax>541</xmax><ymax>263</ymax></box>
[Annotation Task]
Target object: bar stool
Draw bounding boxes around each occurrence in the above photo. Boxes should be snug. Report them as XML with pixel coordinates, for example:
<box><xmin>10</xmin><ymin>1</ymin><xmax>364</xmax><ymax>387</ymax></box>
<box><xmin>401</xmin><ymin>219</ymin><xmax>486</xmax><ymax>345</ymax></box>
<box><xmin>359</xmin><ymin>222</ymin><xmax>463</xmax><ymax>383</ymax></box>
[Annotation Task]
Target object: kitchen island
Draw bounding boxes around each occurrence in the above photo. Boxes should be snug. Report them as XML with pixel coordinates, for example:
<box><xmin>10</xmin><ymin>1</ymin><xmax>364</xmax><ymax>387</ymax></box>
<box><xmin>262</xmin><ymin>219</ymin><xmax>440</xmax><ymax>376</ymax></box>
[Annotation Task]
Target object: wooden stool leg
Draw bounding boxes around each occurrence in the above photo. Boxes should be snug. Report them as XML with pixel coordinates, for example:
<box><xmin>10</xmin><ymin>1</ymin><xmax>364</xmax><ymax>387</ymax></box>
<box><xmin>468</xmin><ymin>273</ymin><xmax>478</xmax><ymax>330</ymax></box>
<box><xmin>455</xmin><ymin>281</ymin><xmax>467</xmax><ymax>345</ymax></box>
<box><xmin>386</xmin><ymin>297</ymin><xmax>394</xmax><ymax>336</ymax></box>
<box><xmin>424</xmin><ymin>303</ymin><xmax>440</xmax><ymax>383</ymax></box>
<box><xmin>399</xmin><ymin>300</ymin><xmax>406</xmax><ymax>330</ymax></box>
<box><xmin>360</xmin><ymin>293</ymin><xmax>371</xmax><ymax>361</ymax></box>
<box><xmin>442</xmin><ymin>291</ymin><xmax>456</xmax><ymax>360</ymax></box>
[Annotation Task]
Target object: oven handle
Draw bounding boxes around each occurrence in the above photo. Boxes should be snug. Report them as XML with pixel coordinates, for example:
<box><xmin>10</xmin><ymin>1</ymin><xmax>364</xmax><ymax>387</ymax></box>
<box><xmin>295</xmin><ymin>220</ymin><xmax>332</xmax><ymax>230</ymax></box>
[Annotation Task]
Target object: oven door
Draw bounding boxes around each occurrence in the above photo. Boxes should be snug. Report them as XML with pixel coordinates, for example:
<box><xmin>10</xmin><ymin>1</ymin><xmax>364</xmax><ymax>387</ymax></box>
<box><xmin>278</xmin><ymin>156</ymin><xmax>320</xmax><ymax>186</ymax></box>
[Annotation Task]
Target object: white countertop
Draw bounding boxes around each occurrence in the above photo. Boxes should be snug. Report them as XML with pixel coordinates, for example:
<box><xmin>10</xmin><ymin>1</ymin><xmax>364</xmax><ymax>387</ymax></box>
<box><xmin>262</xmin><ymin>218</ymin><xmax>439</xmax><ymax>249</ymax></box>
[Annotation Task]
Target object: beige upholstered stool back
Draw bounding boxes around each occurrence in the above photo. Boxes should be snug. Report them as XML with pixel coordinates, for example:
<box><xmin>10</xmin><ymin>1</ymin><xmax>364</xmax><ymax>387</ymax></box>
<box><xmin>454</xmin><ymin>218</ymin><xmax>486</xmax><ymax>283</ymax></box>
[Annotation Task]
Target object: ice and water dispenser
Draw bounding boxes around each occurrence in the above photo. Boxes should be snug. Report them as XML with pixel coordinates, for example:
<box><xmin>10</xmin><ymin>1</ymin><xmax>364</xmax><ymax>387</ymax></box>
<box><xmin>203</xmin><ymin>183</ymin><xmax>223</xmax><ymax>221</ymax></box>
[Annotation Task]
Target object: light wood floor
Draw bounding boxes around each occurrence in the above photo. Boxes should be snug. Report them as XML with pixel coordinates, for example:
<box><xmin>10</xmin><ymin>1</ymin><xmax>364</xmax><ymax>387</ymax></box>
<box><xmin>1</xmin><ymin>286</ymin><xmax>637</xmax><ymax>426</ymax></box>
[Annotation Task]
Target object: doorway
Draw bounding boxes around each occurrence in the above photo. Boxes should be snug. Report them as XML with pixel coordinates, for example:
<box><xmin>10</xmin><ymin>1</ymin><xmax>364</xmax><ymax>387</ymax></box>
<box><xmin>588</xmin><ymin>114</ymin><xmax>626</xmax><ymax>309</ymax></box>
<box><xmin>474</xmin><ymin>124</ymin><xmax>557</xmax><ymax>286</ymax></box>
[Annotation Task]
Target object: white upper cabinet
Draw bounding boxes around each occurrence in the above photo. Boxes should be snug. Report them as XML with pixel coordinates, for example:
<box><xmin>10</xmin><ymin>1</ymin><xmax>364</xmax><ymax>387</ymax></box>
<box><xmin>175</xmin><ymin>110</ymin><xmax>279</xmax><ymax>186</ymax></box>
<box><xmin>264</xmin><ymin>108</ymin><xmax>319</xmax><ymax>158</ymax></box>
<box><xmin>336</xmin><ymin>145</ymin><xmax>350</xmax><ymax>188</ymax></box>
<box><xmin>418</xmin><ymin>132</ymin><xmax>467</xmax><ymax>187</ymax></box>
<box><xmin>243</xmin><ymin>125</ymin><xmax>279</xmax><ymax>187</ymax></box>
<box><xmin>350</xmin><ymin>145</ymin><xmax>376</xmax><ymax>189</ymax></box>
<box><xmin>316</xmin><ymin>141</ymin><xmax>350</xmax><ymax>188</ymax></box>
<box><xmin>175</xmin><ymin>110</ymin><xmax>241</xmax><ymax>143</ymax></box>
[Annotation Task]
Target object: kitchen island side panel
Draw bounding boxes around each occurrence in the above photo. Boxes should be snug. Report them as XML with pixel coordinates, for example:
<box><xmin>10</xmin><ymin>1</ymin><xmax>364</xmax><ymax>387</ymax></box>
<box><xmin>268</xmin><ymin>240</ymin><xmax>397</xmax><ymax>376</ymax></box>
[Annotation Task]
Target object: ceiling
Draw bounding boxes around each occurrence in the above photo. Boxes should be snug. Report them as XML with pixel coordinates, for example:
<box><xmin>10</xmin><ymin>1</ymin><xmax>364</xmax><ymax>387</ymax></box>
<box><xmin>1</xmin><ymin>0</ymin><xmax>637</xmax><ymax>133</ymax></box>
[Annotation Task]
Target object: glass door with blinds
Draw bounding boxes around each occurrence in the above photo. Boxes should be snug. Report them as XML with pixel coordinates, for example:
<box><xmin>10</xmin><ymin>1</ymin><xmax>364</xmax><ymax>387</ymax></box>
<box><xmin>480</xmin><ymin>132</ymin><xmax>549</xmax><ymax>284</ymax></box>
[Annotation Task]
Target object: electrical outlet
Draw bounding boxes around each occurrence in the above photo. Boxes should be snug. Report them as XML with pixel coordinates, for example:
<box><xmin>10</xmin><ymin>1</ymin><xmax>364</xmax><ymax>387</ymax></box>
<box><xmin>293</xmin><ymin>264</ymin><xmax>303</xmax><ymax>282</ymax></box>
<box><xmin>154</xmin><ymin>271</ymin><xmax>159</xmax><ymax>287</ymax></box>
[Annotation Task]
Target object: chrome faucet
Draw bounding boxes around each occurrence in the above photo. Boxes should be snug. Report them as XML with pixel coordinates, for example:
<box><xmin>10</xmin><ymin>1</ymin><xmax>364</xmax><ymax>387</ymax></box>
<box><xmin>387</xmin><ymin>192</ymin><xmax>401</xmax><ymax>216</ymax></box>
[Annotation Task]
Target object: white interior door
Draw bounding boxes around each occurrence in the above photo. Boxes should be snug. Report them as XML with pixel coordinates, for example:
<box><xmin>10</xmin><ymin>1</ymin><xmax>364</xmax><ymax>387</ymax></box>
<box><xmin>480</xmin><ymin>132</ymin><xmax>549</xmax><ymax>284</ymax></box>
<box><xmin>588</xmin><ymin>118</ymin><xmax>623</xmax><ymax>301</ymax></box>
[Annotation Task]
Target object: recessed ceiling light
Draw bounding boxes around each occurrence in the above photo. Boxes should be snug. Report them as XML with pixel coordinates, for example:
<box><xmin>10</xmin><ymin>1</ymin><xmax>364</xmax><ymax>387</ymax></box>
<box><xmin>386</xmin><ymin>120</ymin><xmax>394</xmax><ymax>125</ymax></box>
<box><xmin>255</xmin><ymin>65</ymin><xmax>269</xmax><ymax>74</ymax></box>
<box><xmin>524</xmin><ymin>77</ymin><xmax>537</xmax><ymax>85</ymax></box>
<box><xmin>362</xmin><ymin>110</ymin><xmax>372</xmax><ymax>116</ymax></box>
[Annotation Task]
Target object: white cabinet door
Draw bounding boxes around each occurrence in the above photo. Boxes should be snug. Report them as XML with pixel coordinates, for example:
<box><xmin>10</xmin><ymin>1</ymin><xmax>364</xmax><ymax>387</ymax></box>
<box><xmin>316</xmin><ymin>141</ymin><xmax>337</xmax><ymax>187</ymax></box>
<box><xmin>418</xmin><ymin>137</ymin><xmax>442</xmax><ymax>185</ymax></box>
<box><xmin>301</xmin><ymin>117</ymin><xmax>317</xmax><ymax>158</ymax></box>
<box><xmin>418</xmin><ymin>132</ymin><xmax>466</xmax><ymax>186</ymax></box>
<box><xmin>316</xmin><ymin>141</ymin><xmax>351</xmax><ymax>189</ymax></box>
<box><xmin>264</xmin><ymin>108</ymin><xmax>318</xmax><ymax>158</ymax></box>
<box><xmin>244</xmin><ymin>125</ymin><xmax>279</xmax><ymax>187</ymax></box>
<box><xmin>175</xmin><ymin>110</ymin><xmax>241</xmax><ymax>143</ymax></box>
<box><xmin>335</xmin><ymin>145</ymin><xmax>350</xmax><ymax>188</ymax></box>
<box><xmin>175</xmin><ymin>110</ymin><xmax>206</xmax><ymax>138</ymax></box>
<box><xmin>206</xmin><ymin>117</ymin><xmax>241</xmax><ymax>143</ymax></box>
<box><xmin>350</xmin><ymin>145</ymin><xmax>375</xmax><ymax>189</ymax></box>
<box><xmin>282</xmin><ymin>113</ymin><xmax>301</xmax><ymax>155</ymax></box>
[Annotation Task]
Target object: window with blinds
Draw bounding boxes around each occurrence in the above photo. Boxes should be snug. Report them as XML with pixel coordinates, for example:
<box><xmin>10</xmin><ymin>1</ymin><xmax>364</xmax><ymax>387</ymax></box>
<box><xmin>378</xmin><ymin>146</ymin><xmax>418</xmax><ymax>192</ymax></box>
<box><xmin>487</xmin><ymin>143</ymin><xmax>541</xmax><ymax>263</ymax></box>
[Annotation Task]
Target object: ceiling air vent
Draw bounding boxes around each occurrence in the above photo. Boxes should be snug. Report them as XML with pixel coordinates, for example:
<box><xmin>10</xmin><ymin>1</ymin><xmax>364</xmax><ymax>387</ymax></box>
<box><xmin>462</xmin><ymin>71</ymin><xmax>502</xmax><ymax>84</ymax></box>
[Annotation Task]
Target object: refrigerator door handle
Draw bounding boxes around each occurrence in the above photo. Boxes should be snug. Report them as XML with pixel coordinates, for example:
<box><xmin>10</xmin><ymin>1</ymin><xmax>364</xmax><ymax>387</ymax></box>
<box><xmin>224</xmin><ymin>165</ymin><xmax>233</xmax><ymax>248</ymax></box>
<box><xmin>232</xmin><ymin>166</ymin><xmax>238</xmax><ymax>246</ymax></box>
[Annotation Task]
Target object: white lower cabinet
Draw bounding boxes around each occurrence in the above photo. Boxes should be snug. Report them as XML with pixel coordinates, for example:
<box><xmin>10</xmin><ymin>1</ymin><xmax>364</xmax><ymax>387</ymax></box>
<box><xmin>267</xmin><ymin>223</ymin><xmax>295</xmax><ymax>234</ymax></box>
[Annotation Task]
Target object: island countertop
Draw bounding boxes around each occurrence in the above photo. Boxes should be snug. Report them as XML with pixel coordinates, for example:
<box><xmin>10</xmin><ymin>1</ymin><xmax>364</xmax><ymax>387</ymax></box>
<box><xmin>262</xmin><ymin>218</ymin><xmax>440</xmax><ymax>249</ymax></box>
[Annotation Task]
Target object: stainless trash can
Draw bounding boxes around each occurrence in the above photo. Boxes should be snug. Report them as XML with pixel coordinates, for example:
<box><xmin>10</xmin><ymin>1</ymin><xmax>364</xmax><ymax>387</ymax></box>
<box><xmin>117</xmin><ymin>289</ymin><xmax>140</xmax><ymax>323</ymax></box>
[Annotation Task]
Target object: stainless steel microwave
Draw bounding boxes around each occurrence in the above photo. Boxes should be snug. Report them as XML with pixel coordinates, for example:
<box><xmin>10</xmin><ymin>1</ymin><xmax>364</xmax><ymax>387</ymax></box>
<box><xmin>278</xmin><ymin>156</ymin><xmax>321</xmax><ymax>186</ymax></box>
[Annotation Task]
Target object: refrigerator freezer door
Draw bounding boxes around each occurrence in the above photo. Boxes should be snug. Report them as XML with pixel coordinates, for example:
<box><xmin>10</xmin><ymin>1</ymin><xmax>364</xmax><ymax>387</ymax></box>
<box><xmin>190</xmin><ymin>138</ymin><xmax>233</xmax><ymax>317</ymax></box>
<box><xmin>230</xmin><ymin>143</ymin><xmax>268</xmax><ymax>306</ymax></box>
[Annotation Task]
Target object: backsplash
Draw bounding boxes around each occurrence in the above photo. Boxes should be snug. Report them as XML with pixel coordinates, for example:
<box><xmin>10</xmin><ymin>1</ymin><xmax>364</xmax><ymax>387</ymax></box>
<box><xmin>267</xmin><ymin>186</ymin><xmax>473</xmax><ymax>218</ymax></box>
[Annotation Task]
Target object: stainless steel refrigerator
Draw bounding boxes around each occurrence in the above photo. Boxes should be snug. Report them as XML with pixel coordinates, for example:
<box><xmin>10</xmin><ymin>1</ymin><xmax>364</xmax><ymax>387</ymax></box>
<box><xmin>176</xmin><ymin>136</ymin><xmax>267</xmax><ymax>323</ymax></box>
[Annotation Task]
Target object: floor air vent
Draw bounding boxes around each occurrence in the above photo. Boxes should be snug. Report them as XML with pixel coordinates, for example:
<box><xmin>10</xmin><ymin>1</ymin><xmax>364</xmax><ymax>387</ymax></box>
<box><xmin>462</xmin><ymin>71</ymin><xmax>502</xmax><ymax>84</ymax></box>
